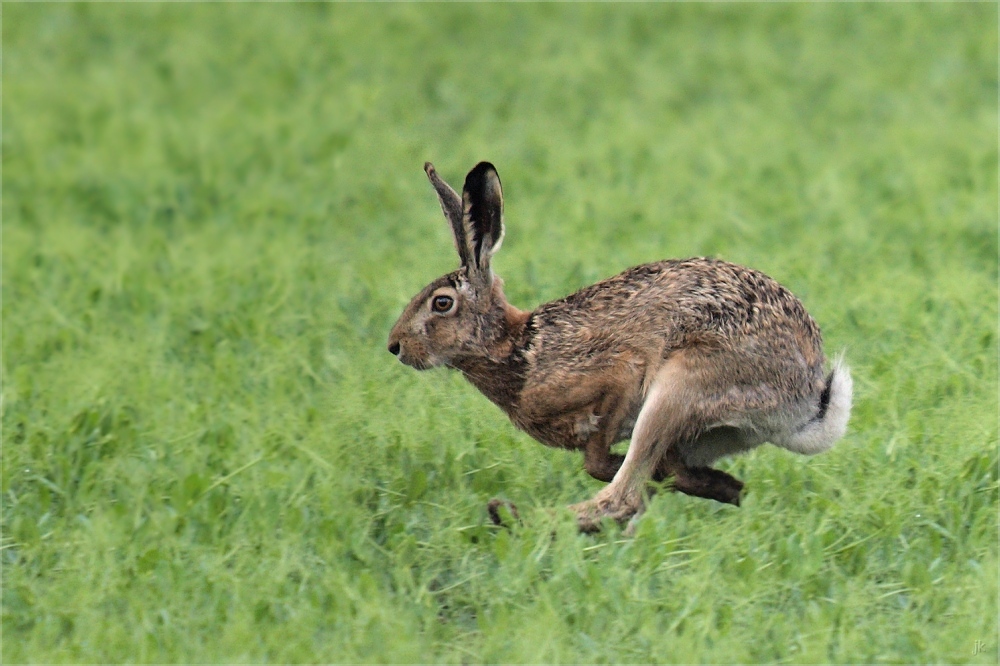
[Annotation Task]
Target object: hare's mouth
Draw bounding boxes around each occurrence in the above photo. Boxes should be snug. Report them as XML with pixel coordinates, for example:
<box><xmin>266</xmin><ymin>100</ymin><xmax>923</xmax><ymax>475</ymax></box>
<box><xmin>397</xmin><ymin>352</ymin><xmax>432</xmax><ymax>371</ymax></box>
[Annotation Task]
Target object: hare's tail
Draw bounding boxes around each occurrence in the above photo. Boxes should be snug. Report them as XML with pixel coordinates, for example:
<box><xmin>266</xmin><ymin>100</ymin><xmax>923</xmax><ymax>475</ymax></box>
<box><xmin>776</xmin><ymin>355</ymin><xmax>853</xmax><ymax>455</ymax></box>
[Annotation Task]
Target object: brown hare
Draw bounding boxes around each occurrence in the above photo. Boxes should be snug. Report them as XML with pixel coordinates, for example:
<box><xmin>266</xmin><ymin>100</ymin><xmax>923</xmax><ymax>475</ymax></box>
<box><xmin>388</xmin><ymin>161</ymin><xmax>852</xmax><ymax>532</ymax></box>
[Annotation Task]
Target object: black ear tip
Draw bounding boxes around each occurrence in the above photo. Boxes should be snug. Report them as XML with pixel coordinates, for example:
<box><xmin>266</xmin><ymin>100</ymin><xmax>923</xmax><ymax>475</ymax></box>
<box><xmin>424</xmin><ymin>162</ymin><xmax>436</xmax><ymax>175</ymax></box>
<box><xmin>470</xmin><ymin>161</ymin><xmax>497</xmax><ymax>177</ymax></box>
<box><xmin>464</xmin><ymin>161</ymin><xmax>501</xmax><ymax>191</ymax></box>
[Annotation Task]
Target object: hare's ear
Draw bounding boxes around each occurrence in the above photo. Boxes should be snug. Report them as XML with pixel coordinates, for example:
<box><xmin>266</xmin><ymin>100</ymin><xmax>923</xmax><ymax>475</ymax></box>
<box><xmin>461</xmin><ymin>161</ymin><xmax>505</xmax><ymax>280</ymax></box>
<box><xmin>424</xmin><ymin>162</ymin><xmax>472</xmax><ymax>268</ymax></box>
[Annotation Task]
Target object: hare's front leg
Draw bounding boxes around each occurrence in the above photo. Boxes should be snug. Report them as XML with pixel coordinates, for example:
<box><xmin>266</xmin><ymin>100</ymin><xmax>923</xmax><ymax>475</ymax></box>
<box><xmin>584</xmin><ymin>443</ymin><xmax>744</xmax><ymax>507</ymax></box>
<box><xmin>583</xmin><ymin>427</ymin><xmax>745</xmax><ymax>504</ymax></box>
<box><xmin>655</xmin><ymin>450</ymin><xmax>744</xmax><ymax>506</ymax></box>
<box><xmin>583</xmin><ymin>433</ymin><xmax>625</xmax><ymax>482</ymax></box>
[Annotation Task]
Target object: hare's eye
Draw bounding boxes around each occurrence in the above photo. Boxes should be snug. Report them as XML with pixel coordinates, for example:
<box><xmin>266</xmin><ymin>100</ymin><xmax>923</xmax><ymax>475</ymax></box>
<box><xmin>431</xmin><ymin>295</ymin><xmax>455</xmax><ymax>313</ymax></box>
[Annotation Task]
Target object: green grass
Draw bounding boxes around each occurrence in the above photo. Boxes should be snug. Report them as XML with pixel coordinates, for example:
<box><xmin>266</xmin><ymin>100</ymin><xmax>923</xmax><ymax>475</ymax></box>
<box><xmin>3</xmin><ymin>3</ymin><xmax>997</xmax><ymax>663</ymax></box>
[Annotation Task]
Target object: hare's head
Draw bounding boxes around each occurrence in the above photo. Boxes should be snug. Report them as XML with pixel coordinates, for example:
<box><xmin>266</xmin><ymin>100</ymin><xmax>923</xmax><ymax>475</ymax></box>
<box><xmin>388</xmin><ymin>162</ymin><xmax>508</xmax><ymax>370</ymax></box>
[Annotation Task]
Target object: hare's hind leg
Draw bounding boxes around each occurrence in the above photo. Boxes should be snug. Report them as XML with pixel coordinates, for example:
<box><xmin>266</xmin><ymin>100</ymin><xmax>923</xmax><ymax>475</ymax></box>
<box><xmin>571</xmin><ymin>356</ymin><xmax>708</xmax><ymax>532</ymax></box>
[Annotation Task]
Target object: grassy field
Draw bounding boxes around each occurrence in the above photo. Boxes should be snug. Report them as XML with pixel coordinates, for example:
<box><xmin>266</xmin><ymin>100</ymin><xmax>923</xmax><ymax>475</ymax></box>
<box><xmin>3</xmin><ymin>3</ymin><xmax>997</xmax><ymax>663</ymax></box>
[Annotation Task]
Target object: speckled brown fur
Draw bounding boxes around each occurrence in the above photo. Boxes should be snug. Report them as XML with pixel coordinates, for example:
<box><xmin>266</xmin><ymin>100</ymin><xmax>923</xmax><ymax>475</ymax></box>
<box><xmin>388</xmin><ymin>162</ymin><xmax>853</xmax><ymax>532</ymax></box>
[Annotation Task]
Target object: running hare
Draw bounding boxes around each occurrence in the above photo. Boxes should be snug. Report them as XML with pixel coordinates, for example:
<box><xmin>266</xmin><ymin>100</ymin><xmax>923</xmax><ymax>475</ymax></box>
<box><xmin>388</xmin><ymin>161</ymin><xmax>852</xmax><ymax>532</ymax></box>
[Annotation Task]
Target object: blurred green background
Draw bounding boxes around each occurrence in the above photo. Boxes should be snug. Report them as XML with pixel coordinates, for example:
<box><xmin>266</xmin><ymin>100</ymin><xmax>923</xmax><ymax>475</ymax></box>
<box><xmin>3</xmin><ymin>3</ymin><xmax>997</xmax><ymax>663</ymax></box>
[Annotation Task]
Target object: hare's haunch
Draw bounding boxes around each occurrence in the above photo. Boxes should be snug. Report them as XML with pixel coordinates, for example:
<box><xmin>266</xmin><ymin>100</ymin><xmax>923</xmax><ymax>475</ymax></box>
<box><xmin>389</xmin><ymin>162</ymin><xmax>852</xmax><ymax>532</ymax></box>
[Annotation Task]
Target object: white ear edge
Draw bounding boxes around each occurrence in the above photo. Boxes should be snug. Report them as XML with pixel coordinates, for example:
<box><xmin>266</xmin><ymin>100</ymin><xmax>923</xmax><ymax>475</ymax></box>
<box><xmin>484</xmin><ymin>219</ymin><xmax>505</xmax><ymax>260</ymax></box>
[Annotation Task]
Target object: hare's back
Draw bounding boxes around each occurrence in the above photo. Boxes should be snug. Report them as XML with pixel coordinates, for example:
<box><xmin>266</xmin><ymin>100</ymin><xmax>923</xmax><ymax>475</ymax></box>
<box><xmin>529</xmin><ymin>257</ymin><xmax>824</xmax><ymax>373</ymax></box>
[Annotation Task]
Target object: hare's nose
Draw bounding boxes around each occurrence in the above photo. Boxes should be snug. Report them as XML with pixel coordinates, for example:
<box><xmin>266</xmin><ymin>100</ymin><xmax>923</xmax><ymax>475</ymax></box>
<box><xmin>388</xmin><ymin>341</ymin><xmax>401</xmax><ymax>356</ymax></box>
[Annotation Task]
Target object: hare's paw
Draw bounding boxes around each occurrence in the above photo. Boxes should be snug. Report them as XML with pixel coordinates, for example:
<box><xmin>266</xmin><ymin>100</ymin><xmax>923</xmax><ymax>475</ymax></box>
<box><xmin>569</xmin><ymin>495</ymin><xmax>643</xmax><ymax>533</ymax></box>
<box><xmin>487</xmin><ymin>498</ymin><xmax>521</xmax><ymax>527</ymax></box>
